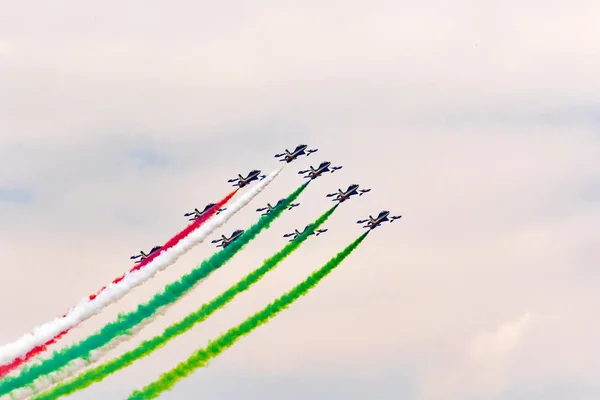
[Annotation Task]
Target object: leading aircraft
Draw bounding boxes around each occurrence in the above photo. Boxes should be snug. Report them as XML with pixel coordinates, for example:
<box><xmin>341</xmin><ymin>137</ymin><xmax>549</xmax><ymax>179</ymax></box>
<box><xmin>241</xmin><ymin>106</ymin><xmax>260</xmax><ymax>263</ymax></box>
<box><xmin>274</xmin><ymin>144</ymin><xmax>318</xmax><ymax>163</ymax></box>
<box><xmin>326</xmin><ymin>184</ymin><xmax>371</xmax><ymax>203</ymax></box>
<box><xmin>183</xmin><ymin>203</ymin><xmax>226</xmax><ymax>221</ymax></box>
<box><xmin>298</xmin><ymin>161</ymin><xmax>342</xmax><ymax>180</ymax></box>
<box><xmin>130</xmin><ymin>245</ymin><xmax>162</xmax><ymax>263</ymax></box>
<box><xmin>283</xmin><ymin>225</ymin><xmax>328</xmax><ymax>241</ymax></box>
<box><xmin>357</xmin><ymin>210</ymin><xmax>402</xmax><ymax>230</ymax></box>
<box><xmin>211</xmin><ymin>229</ymin><xmax>244</xmax><ymax>248</ymax></box>
<box><xmin>227</xmin><ymin>170</ymin><xmax>266</xmax><ymax>188</ymax></box>
<box><xmin>256</xmin><ymin>199</ymin><xmax>300</xmax><ymax>215</ymax></box>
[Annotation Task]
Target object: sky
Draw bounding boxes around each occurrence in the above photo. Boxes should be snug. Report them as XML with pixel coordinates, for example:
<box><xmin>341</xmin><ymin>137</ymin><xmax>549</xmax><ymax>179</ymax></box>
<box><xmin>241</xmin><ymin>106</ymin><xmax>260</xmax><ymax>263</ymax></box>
<box><xmin>1</xmin><ymin>1</ymin><xmax>600</xmax><ymax>399</ymax></box>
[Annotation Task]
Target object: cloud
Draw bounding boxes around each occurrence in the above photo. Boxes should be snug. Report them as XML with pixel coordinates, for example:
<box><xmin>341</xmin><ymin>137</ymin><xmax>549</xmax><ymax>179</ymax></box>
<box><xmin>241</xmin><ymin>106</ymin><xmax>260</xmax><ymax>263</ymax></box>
<box><xmin>2</xmin><ymin>0</ymin><xmax>600</xmax><ymax>143</ymax></box>
<box><xmin>421</xmin><ymin>313</ymin><xmax>532</xmax><ymax>399</ymax></box>
<box><xmin>470</xmin><ymin>313</ymin><xmax>531</xmax><ymax>365</ymax></box>
<box><xmin>495</xmin><ymin>380</ymin><xmax>600</xmax><ymax>400</ymax></box>
<box><xmin>1</xmin><ymin>1</ymin><xmax>600</xmax><ymax>399</ymax></box>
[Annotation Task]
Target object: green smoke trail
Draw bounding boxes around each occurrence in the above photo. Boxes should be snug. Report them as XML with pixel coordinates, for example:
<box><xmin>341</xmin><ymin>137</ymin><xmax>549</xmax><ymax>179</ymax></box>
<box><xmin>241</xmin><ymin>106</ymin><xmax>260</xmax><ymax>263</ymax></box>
<box><xmin>0</xmin><ymin>182</ymin><xmax>309</xmax><ymax>396</ymax></box>
<box><xmin>127</xmin><ymin>232</ymin><xmax>369</xmax><ymax>400</ymax></box>
<box><xmin>31</xmin><ymin>204</ymin><xmax>338</xmax><ymax>400</ymax></box>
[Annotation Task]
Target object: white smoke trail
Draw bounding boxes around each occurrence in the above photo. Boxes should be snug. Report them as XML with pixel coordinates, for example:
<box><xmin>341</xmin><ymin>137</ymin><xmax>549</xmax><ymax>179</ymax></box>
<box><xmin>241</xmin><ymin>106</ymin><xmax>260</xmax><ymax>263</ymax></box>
<box><xmin>6</xmin><ymin>277</ymin><xmax>209</xmax><ymax>400</ymax></box>
<box><xmin>7</xmin><ymin>306</ymin><xmax>164</xmax><ymax>400</ymax></box>
<box><xmin>0</xmin><ymin>167</ymin><xmax>283</xmax><ymax>367</ymax></box>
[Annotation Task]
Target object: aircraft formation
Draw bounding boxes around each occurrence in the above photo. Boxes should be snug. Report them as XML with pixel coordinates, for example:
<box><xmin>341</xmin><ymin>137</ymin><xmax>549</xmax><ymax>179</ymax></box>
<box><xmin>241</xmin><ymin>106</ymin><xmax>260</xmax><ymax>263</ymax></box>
<box><xmin>130</xmin><ymin>144</ymin><xmax>401</xmax><ymax>258</ymax></box>
<box><xmin>0</xmin><ymin>143</ymin><xmax>402</xmax><ymax>400</ymax></box>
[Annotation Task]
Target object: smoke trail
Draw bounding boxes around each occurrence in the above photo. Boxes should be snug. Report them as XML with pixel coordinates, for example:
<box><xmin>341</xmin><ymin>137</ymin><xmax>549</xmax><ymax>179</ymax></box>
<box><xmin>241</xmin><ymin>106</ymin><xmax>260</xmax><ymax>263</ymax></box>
<box><xmin>0</xmin><ymin>192</ymin><xmax>238</xmax><ymax>378</ymax></box>
<box><xmin>26</xmin><ymin>205</ymin><xmax>337</xmax><ymax>400</ymax></box>
<box><xmin>6</xmin><ymin>268</ymin><xmax>214</xmax><ymax>400</ymax></box>
<box><xmin>6</xmin><ymin>278</ymin><xmax>210</xmax><ymax>400</ymax></box>
<box><xmin>0</xmin><ymin>179</ymin><xmax>307</xmax><ymax>397</ymax></box>
<box><xmin>0</xmin><ymin>169</ymin><xmax>281</xmax><ymax>368</ymax></box>
<box><xmin>126</xmin><ymin>232</ymin><xmax>368</xmax><ymax>400</ymax></box>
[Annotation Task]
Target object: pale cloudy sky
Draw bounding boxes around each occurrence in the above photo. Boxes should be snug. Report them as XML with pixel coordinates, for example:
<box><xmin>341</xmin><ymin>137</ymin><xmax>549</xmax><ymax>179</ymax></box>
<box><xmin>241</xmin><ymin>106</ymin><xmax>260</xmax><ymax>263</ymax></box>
<box><xmin>1</xmin><ymin>1</ymin><xmax>600</xmax><ymax>399</ymax></box>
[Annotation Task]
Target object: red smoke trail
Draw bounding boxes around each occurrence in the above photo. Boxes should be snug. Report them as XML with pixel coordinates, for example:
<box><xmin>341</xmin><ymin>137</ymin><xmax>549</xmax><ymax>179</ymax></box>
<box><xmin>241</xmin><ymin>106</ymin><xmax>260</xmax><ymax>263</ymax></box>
<box><xmin>0</xmin><ymin>189</ymin><xmax>238</xmax><ymax>378</ymax></box>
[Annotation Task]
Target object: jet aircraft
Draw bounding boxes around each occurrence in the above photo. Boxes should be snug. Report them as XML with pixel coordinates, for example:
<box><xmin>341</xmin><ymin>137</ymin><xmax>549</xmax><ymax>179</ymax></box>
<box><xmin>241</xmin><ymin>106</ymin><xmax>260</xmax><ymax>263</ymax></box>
<box><xmin>283</xmin><ymin>225</ymin><xmax>328</xmax><ymax>241</ymax></box>
<box><xmin>298</xmin><ymin>161</ymin><xmax>342</xmax><ymax>180</ymax></box>
<box><xmin>227</xmin><ymin>170</ymin><xmax>266</xmax><ymax>188</ymax></box>
<box><xmin>357</xmin><ymin>210</ymin><xmax>402</xmax><ymax>230</ymax></box>
<box><xmin>256</xmin><ymin>199</ymin><xmax>300</xmax><ymax>215</ymax></box>
<box><xmin>211</xmin><ymin>229</ymin><xmax>244</xmax><ymax>248</ymax></box>
<box><xmin>275</xmin><ymin>144</ymin><xmax>318</xmax><ymax>163</ymax></box>
<box><xmin>130</xmin><ymin>245</ymin><xmax>162</xmax><ymax>263</ymax></box>
<box><xmin>183</xmin><ymin>203</ymin><xmax>226</xmax><ymax>221</ymax></box>
<box><xmin>326</xmin><ymin>184</ymin><xmax>371</xmax><ymax>202</ymax></box>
